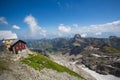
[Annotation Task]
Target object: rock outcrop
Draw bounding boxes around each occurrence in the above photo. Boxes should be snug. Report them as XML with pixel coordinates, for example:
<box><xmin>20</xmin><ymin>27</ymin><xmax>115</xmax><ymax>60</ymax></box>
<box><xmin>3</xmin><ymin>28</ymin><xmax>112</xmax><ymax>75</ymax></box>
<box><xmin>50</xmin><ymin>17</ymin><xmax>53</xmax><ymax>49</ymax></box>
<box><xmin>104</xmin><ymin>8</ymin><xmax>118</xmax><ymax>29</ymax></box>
<box><xmin>74</xmin><ymin>48</ymin><xmax>120</xmax><ymax>77</ymax></box>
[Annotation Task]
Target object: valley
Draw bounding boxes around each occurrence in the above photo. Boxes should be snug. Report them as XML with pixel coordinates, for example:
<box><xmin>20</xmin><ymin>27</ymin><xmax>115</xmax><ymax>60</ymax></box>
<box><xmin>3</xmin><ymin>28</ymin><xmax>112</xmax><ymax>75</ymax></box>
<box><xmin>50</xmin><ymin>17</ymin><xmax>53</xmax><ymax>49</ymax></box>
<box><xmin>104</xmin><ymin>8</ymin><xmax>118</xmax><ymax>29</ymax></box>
<box><xmin>26</xmin><ymin>34</ymin><xmax>120</xmax><ymax>80</ymax></box>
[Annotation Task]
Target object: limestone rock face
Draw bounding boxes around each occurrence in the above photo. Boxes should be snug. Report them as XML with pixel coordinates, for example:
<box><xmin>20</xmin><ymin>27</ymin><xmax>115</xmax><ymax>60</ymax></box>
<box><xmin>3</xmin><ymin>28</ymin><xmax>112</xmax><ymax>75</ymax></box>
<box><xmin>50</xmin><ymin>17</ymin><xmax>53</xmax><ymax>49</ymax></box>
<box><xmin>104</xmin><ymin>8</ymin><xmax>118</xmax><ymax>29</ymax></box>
<box><xmin>75</xmin><ymin>49</ymin><xmax>120</xmax><ymax>77</ymax></box>
<box><xmin>108</xmin><ymin>36</ymin><xmax>120</xmax><ymax>50</ymax></box>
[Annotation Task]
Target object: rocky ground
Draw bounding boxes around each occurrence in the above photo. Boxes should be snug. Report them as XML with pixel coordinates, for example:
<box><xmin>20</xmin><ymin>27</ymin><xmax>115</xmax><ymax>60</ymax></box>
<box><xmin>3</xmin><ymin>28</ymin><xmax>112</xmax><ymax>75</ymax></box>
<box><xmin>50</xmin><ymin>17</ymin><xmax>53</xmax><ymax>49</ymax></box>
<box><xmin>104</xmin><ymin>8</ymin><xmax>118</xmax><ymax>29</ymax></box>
<box><xmin>49</xmin><ymin>53</ymin><xmax>120</xmax><ymax>80</ymax></box>
<box><xmin>74</xmin><ymin>47</ymin><xmax>120</xmax><ymax>77</ymax></box>
<box><xmin>0</xmin><ymin>50</ymin><xmax>80</xmax><ymax>80</ymax></box>
<box><xmin>49</xmin><ymin>53</ymin><xmax>96</xmax><ymax>80</ymax></box>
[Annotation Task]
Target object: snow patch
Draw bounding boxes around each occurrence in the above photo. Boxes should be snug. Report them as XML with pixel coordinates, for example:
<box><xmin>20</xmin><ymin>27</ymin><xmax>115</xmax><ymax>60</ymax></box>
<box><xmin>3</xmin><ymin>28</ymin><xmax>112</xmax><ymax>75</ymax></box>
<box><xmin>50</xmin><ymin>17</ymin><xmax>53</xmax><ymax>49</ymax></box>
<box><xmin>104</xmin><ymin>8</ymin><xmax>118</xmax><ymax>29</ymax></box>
<box><xmin>91</xmin><ymin>54</ymin><xmax>101</xmax><ymax>57</ymax></box>
<box><xmin>78</xmin><ymin>65</ymin><xmax>120</xmax><ymax>80</ymax></box>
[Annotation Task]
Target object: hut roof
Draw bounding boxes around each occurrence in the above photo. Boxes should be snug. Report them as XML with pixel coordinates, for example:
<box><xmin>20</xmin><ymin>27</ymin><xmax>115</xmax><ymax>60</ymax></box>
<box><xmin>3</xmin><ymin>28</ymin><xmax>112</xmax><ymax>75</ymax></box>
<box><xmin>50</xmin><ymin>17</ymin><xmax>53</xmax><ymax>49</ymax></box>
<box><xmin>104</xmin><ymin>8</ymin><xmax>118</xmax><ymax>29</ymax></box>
<box><xmin>10</xmin><ymin>40</ymin><xmax>26</xmax><ymax>47</ymax></box>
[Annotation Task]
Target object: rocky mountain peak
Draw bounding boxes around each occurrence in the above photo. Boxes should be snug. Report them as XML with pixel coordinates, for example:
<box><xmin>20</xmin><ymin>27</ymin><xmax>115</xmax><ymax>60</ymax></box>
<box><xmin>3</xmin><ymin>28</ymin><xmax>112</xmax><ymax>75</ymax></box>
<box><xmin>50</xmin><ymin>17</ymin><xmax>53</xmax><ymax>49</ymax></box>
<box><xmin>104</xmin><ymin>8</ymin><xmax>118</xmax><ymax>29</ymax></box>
<box><xmin>108</xmin><ymin>36</ymin><xmax>120</xmax><ymax>50</ymax></box>
<box><xmin>109</xmin><ymin>36</ymin><xmax>118</xmax><ymax>39</ymax></box>
<box><xmin>74</xmin><ymin>34</ymin><xmax>81</xmax><ymax>40</ymax></box>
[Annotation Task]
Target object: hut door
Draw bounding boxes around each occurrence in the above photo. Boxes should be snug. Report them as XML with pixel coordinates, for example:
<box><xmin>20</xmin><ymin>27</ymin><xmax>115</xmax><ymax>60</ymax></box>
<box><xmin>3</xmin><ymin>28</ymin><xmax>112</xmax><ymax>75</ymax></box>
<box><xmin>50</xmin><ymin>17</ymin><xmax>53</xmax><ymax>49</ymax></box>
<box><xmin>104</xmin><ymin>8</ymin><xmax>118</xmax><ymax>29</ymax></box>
<box><xmin>16</xmin><ymin>51</ymin><xmax>18</xmax><ymax>54</ymax></box>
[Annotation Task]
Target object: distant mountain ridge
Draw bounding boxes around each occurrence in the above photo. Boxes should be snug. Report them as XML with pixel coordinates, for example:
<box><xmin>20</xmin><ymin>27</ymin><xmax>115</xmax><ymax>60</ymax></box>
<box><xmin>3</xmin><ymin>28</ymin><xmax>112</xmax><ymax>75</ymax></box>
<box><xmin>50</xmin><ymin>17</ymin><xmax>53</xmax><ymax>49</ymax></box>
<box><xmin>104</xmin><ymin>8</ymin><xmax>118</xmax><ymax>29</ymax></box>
<box><xmin>26</xmin><ymin>34</ymin><xmax>120</xmax><ymax>54</ymax></box>
<box><xmin>25</xmin><ymin>34</ymin><xmax>120</xmax><ymax>77</ymax></box>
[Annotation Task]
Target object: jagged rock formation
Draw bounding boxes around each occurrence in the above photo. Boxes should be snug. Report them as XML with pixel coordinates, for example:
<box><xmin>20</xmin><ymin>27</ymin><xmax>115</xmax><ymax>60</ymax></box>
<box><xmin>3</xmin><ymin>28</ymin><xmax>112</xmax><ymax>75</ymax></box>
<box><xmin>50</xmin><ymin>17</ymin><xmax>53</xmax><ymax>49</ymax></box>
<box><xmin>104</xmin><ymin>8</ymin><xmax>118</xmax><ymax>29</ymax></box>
<box><xmin>26</xmin><ymin>34</ymin><xmax>120</xmax><ymax>54</ymax></box>
<box><xmin>108</xmin><ymin>36</ymin><xmax>120</xmax><ymax>50</ymax></box>
<box><xmin>71</xmin><ymin>46</ymin><xmax>120</xmax><ymax>77</ymax></box>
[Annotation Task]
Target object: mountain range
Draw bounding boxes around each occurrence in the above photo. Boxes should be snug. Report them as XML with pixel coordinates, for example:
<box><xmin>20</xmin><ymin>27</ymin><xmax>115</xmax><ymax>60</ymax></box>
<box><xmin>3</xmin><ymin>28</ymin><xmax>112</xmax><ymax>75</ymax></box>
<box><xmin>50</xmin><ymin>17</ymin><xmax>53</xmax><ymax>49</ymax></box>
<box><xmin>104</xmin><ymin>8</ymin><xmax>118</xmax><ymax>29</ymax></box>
<box><xmin>25</xmin><ymin>34</ymin><xmax>120</xmax><ymax>77</ymax></box>
<box><xmin>26</xmin><ymin>34</ymin><xmax>120</xmax><ymax>54</ymax></box>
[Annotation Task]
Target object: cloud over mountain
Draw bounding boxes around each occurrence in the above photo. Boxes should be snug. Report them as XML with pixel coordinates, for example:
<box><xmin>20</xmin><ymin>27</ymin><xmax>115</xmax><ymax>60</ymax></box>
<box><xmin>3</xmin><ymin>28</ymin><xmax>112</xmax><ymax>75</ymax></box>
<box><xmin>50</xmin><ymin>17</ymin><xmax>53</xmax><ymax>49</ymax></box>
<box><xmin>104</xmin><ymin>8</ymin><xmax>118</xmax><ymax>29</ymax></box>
<box><xmin>69</xmin><ymin>20</ymin><xmax>120</xmax><ymax>37</ymax></box>
<box><xmin>80</xmin><ymin>20</ymin><xmax>120</xmax><ymax>33</ymax></box>
<box><xmin>58</xmin><ymin>24</ymin><xmax>71</xmax><ymax>33</ymax></box>
<box><xmin>47</xmin><ymin>20</ymin><xmax>120</xmax><ymax>38</ymax></box>
<box><xmin>24</xmin><ymin>15</ymin><xmax>47</xmax><ymax>38</ymax></box>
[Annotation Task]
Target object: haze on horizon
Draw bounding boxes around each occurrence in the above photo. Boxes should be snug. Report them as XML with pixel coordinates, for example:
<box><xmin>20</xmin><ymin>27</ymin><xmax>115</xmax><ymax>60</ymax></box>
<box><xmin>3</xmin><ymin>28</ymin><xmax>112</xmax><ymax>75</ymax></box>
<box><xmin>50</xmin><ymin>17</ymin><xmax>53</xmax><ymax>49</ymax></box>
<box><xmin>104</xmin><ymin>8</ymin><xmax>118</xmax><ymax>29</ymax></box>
<box><xmin>0</xmin><ymin>0</ymin><xmax>120</xmax><ymax>39</ymax></box>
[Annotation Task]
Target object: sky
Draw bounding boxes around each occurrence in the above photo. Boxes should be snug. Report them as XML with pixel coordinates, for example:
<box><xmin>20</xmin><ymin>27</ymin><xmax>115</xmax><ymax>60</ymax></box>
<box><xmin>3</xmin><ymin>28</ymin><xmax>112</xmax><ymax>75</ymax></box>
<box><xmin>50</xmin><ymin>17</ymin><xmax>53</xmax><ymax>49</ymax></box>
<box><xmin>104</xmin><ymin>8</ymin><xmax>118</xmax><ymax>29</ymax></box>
<box><xmin>0</xmin><ymin>0</ymin><xmax>120</xmax><ymax>39</ymax></box>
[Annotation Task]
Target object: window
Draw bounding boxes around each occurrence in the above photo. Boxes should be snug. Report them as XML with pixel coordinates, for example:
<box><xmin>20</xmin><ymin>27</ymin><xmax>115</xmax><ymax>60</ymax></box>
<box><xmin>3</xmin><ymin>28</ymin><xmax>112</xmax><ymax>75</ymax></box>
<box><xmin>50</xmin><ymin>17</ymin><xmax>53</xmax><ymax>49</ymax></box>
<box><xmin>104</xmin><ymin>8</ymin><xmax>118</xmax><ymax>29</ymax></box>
<box><xmin>16</xmin><ymin>46</ymin><xmax>18</xmax><ymax>49</ymax></box>
<box><xmin>19</xmin><ymin>42</ymin><xmax>21</xmax><ymax>45</ymax></box>
<box><xmin>19</xmin><ymin>46</ymin><xmax>21</xmax><ymax>48</ymax></box>
<box><xmin>18</xmin><ymin>42</ymin><xmax>22</xmax><ymax>49</ymax></box>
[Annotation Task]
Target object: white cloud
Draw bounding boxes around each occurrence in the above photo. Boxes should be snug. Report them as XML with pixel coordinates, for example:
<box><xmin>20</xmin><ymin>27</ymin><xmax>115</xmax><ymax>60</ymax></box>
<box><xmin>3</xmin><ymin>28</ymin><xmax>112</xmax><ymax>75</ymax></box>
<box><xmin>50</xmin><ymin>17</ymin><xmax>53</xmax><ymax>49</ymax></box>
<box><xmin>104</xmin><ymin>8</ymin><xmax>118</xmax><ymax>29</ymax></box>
<box><xmin>39</xmin><ymin>29</ymin><xmax>47</xmax><ymax>37</ymax></box>
<box><xmin>23</xmin><ymin>16</ymin><xmax>120</xmax><ymax>38</ymax></box>
<box><xmin>102</xmin><ymin>20</ymin><xmax>120</xmax><ymax>26</ymax></box>
<box><xmin>58</xmin><ymin>24</ymin><xmax>71</xmax><ymax>33</ymax></box>
<box><xmin>24</xmin><ymin>15</ymin><xmax>47</xmax><ymax>38</ymax></box>
<box><xmin>81</xmin><ymin>33</ymin><xmax>87</xmax><ymax>37</ymax></box>
<box><xmin>72</xmin><ymin>24</ymin><xmax>79</xmax><ymax>28</ymax></box>
<box><xmin>0</xmin><ymin>17</ymin><xmax>8</xmax><ymax>24</ymax></box>
<box><xmin>75</xmin><ymin>20</ymin><xmax>120</xmax><ymax>35</ymax></box>
<box><xmin>56</xmin><ymin>20</ymin><xmax>120</xmax><ymax>38</ymax></box>
<box><xmin>12</xmin><ymin>25</ymin><xmax>20</xmax><ymax>30</ymax></box>
<box><xmin>24</xmin><ymin>15</ymin><xmax>39</xmax><ymax>35</ymax></box>
<box><xmin>95</xmin><ymin>32</ymin><xmax>102</xmax><ymax>35</ymax></box>
<box><xmin>0</xmin><ymin>31</ymin><xmax>17</xmax><ymax>40</ymax></box>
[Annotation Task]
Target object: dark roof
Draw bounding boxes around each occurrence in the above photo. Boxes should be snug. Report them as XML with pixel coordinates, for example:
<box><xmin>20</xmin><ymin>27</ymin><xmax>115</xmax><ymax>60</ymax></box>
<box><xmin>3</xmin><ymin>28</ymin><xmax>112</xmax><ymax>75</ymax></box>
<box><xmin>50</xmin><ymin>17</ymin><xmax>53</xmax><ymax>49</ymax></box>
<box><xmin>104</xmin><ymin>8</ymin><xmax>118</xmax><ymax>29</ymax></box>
<box><xmin>10</xmin><ymin>39</ymin><xmax>26</xmax><ymax>47</ymax></box>
<box><xmin>9</xmin><ymin>40</ymin><xmax>26</xmax><ymax>51</ymax></box>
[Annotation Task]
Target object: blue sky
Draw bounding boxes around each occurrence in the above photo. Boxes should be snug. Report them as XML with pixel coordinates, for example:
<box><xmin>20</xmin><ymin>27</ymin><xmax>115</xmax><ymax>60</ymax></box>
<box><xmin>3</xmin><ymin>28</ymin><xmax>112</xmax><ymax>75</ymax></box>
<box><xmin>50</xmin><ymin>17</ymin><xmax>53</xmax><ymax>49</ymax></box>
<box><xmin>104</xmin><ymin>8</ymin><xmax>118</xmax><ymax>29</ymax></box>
<box><xmin>0</xmin><ymin>0</ymin><xmax>120</xmax><ymax>39</ymax></box>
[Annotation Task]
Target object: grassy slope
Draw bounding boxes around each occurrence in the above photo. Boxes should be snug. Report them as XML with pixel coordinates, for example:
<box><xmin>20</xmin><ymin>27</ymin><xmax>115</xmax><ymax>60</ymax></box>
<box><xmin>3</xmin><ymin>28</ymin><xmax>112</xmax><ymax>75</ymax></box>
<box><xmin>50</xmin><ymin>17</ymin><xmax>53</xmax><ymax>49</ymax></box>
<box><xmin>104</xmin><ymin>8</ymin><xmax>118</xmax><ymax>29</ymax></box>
<box><xmin>21</xmin><ymin>54</ymin><xmax>86</xmax><ymax>80</ymax></box>
<box><xmin>0</xmin><ymin>60</ymin><xmax>10</xmax><ymax>75</ymax></box>
<box><xmin>104</xmin><ymin>46</ymin><xmax>120</xmax><ymax>53</ymax></box>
